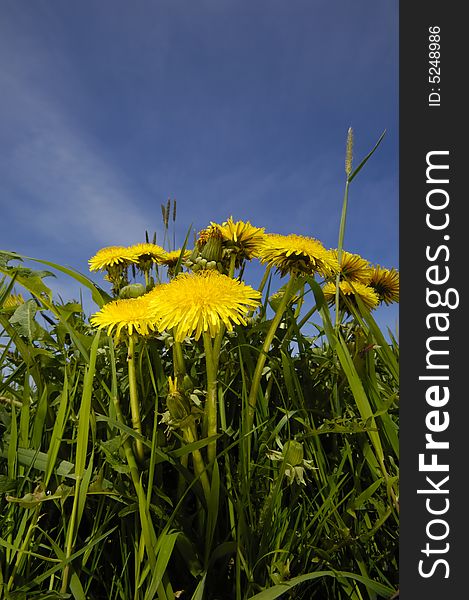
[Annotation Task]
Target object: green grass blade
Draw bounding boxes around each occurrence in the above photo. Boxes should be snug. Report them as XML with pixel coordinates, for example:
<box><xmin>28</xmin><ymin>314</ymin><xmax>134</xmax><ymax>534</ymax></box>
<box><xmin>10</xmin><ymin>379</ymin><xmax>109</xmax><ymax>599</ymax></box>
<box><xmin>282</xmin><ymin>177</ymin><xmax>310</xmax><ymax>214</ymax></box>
<box><xmin>247</xmin><ymin>569</ymin><xmax>395</xmax><ymax>599</ymax></box>
<box><xmin>347</xmin><ymin>130</ymin><xmax>386</xmax><ymax>184</ymax></box>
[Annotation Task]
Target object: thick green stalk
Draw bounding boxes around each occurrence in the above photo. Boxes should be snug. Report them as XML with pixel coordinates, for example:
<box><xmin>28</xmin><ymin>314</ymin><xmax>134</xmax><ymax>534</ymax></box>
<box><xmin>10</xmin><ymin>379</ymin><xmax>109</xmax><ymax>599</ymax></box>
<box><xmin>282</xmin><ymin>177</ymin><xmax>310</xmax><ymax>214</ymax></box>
<box><xmin>127</xmin><ymin>334</ymin><xmax>144</xmax><ymax>462</ymax></box>
<box><xmin>182</xmin><ymin>424</ymin><xmax>211</xmax><ymax>503</ymax></box>
<box><xmin>212</xmin><ymin>252</ymin><xmax>236</xmax><ymax>363</ymax></box>
<box><xmin>172</xmin><ymin>339</ymin><xmax>186</xmax><ymax>379</ymax></box>
<box><xmin>246</xmin><ymin>273</ymin><xmax>297</xmax><ymax>432</ymax></box>
<box><xmin>203</xmin><ymin>333</ymin><xmax>218</xmax><ymax>467</ymax></box>
<box><xmin>257</xmin><ymin>264</ymin><xmax>272</xmax><ymax>296</ymax></box>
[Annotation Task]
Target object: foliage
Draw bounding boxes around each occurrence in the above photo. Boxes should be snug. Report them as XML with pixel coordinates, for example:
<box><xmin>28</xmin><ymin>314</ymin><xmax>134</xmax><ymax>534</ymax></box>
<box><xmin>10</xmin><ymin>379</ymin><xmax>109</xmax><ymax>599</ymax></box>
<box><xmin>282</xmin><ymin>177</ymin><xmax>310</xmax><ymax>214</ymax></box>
<box><xmin>0</xmin><ymin>133</ymin><xmax>398</xmax><ymax>600</ymax></box>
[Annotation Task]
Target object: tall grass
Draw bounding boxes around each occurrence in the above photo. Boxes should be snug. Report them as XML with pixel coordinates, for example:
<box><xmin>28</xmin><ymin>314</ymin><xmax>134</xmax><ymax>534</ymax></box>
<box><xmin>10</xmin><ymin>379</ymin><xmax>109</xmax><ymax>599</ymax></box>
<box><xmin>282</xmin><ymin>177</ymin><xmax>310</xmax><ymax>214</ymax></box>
<box><xmin>0</xmin><ymin>134</ymin><xmax>398</xmax><ymax>599</ymax></box>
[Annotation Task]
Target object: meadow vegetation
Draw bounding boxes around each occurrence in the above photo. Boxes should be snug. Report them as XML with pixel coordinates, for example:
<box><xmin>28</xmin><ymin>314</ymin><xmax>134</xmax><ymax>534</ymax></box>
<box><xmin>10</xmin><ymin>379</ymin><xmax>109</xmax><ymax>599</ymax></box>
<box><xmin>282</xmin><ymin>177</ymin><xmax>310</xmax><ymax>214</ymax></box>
<box><xmin>0</xmin><ymin>131</ymin><xmax>399</xmax><ymax>599</ymax></box>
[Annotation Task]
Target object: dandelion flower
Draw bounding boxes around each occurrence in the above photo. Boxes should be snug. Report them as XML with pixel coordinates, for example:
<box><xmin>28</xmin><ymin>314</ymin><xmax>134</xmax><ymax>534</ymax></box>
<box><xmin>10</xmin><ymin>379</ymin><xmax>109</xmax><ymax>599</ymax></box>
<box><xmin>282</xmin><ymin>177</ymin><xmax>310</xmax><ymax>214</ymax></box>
<box><xmin>213</xmin><ymin>217</ymin><xmax>266</xmax><ymax>260</ymax></box>
<box><xmin>147</xmin><ymin>270</ymin><xmax>261</xmax><ymax>341</ymax></box>
<box><xmin>331</xmin><ymin>250</ymin><xmax>373</xmax><ymax>284</ymax></box>
<box><xmin>2</xmin><ymin>293</ymin><xmax>25</xmax><ymax>310</ymax></box>
<box><xmin>127</xmin><ymin>243</ymin><xmax>167</xmax><ymax>263</ymax></box>
<box><xmin>196</xmin><ymin>225</ymin><xmax>224</xmax><ymax>263</ymax></box>
<box><xmin>88</xmin><ymin>246</ymin><xmax>138</xmax><ymax>272</ymax></box>
<box><xmin>160</xmin><ymin>249</ymin><xmax>191</xmax><ymax>268</ymax></box>
<box><xmin>369</xmin><ymin>266</ymin><xmax>399</xmax><ymax>304</ymax></box>
<box><xmin>90</xmin><ymin>292</ymin><xmax>159</xmax><ymax>339</ymax></box>
<box><xmin>323</xmin><ymin>280</ymin><xmax>379</xmax><ymax>311</ymax></box>
<box><xmin>258</xmin><ymin>233</ymin><xmax>339</xmax><ymax>277</ymax></box>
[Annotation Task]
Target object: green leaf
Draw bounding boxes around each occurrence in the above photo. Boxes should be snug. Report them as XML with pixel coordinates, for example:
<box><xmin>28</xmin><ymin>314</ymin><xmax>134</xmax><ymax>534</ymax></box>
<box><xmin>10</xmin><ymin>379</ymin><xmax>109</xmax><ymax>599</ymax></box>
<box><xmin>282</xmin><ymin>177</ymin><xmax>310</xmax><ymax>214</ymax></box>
<box><xmin>247</xmin><ymin>569</ymin><xmax>395</xmax><ymax>599</ymax></box>
<box><xmin>9</xmin><ymin>299</ymin><xmax>39</xmax><ymax>342</ymax></box>
<box><xmin>0</xmin><ymin>445</ymin><xmax>75</xmax><ymax>477</ymax></box>
<box><xmin>143</xmin><ymin>531</ymin><xmax>179</xmax><ymax>600</ymax></box>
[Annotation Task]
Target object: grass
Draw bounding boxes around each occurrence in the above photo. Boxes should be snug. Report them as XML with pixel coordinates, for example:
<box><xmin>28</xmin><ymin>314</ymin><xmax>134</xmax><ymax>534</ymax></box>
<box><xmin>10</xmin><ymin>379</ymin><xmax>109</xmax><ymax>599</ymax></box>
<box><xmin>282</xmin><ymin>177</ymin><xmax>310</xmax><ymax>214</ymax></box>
<box><xmin>0</xmin><ymin>132</ymin><xmax>398</xmax><ymax>599</ymax></box>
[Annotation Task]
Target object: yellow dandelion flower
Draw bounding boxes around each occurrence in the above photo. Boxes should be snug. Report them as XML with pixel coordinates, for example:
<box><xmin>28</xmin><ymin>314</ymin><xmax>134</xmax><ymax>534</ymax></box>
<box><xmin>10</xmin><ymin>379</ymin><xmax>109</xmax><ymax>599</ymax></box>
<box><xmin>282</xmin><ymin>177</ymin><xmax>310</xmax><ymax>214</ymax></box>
<box><xmin>331</xmin><ymin>250</ymin><xmax>373</xmax><ymax>284</ymax></box>
<box><xmin>2</xmin><ymin>293</ymin><xmax>25</xmax><ymax>310</ymax></box>
<box><xmin>196</xmin><ymin>225</ymin><xmax>224</xmax><ymax>263</ymax></box>
<box><xmin>160</xmin><ymin>249</ymin><xmax>191</xmax><ymax>268</ymax></box>
<box><xmin>213</xmin><ymin>217</ymin><xmax>266</xmax><ymax>260</ymax></box>
<box><xmin>258</xmin><ymin>233</ymin><xmax>339</xmax><ymax>277</ymax></box>
<box><xmin>90</xmin><ymin>292</ymin><xmax>159</xmax><ymax>339</ymax></box>
<box><xmin>88</xmin><ymin>246</ymin><xmax>139</xmax><ymax>272</ymax></box>
<box><xmin>369</xmin><ymin>266</ymin><xmax>399</xmax><ymax>304</ymax></box>
<box><xmin>147</xmin><ymin>270</ymin><xmax>261</xmax><ymax>341</ymax></box>
<box><xmin>323</xmin><ymin>280</ymin><xmax>379</xmax><ymax>311</ymax></box>
<box><xmin>127</xmin><ymin>243</ymin><xmax>167</xmax><ymax>263</ymax></box>
<box><xmin>197</xmin><ymin>224</ymin><xmax>222</xmax><ymax>248</ymax></box>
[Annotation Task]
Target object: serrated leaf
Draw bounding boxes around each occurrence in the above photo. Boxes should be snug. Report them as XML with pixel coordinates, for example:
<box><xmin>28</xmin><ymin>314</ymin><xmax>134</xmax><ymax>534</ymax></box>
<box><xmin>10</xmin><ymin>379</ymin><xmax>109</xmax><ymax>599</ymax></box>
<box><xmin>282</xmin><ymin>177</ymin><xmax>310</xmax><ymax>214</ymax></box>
<box><xmin>9</xmin><ymin>299</ymin><xmax>39</xmax><ymax>341</ymax></box>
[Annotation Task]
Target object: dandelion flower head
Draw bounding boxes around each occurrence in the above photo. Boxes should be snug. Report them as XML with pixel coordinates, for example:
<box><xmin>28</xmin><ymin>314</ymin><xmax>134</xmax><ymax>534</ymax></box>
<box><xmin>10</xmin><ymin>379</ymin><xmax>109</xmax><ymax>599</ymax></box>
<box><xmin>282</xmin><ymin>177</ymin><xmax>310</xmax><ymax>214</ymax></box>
<box><xmin>369</xmin><ymin>266</ymin><xmax>399</xmax><ymax>305</ymax></box>
<box><xmin>88</xmin><ymin>246</ymin><xmax>139</xmax><ymax>272</ymax></box>
<box><xmin>127</xmin><ymin>243</ymin><xmax>167</xmax><ymax>263</ymax></box>
<box><xmin>147</xmin><ymin>270</ymin><xmax>261</xmax><ymax>341</ymax></box>
<box><xmin>331</xmin><ymin>250</ymin><xmax>373</xmax><ymax>284</ymax></box>
<box><xmin>322</xmin><ymin>280</ymin><xmax>379</xmax><ymax>311</ymax></box>
<box><xmin>90</xmin><ymin>292</ymin><xmax>160</xmax><ymax>339</ymax></box>
<box><xmin>258</xmin><ymin>233</ymin><xmax>339</xmax><ymax>277</ymax></box>
<box><xmin>212</xmin><ymin>217</ymin><xmax>266</xmax><ymax>260</ymax></box>
<box><xmin>160</xmin><ymin>249</ymin><xmax>192</xmax><ymax>268</ymax></box>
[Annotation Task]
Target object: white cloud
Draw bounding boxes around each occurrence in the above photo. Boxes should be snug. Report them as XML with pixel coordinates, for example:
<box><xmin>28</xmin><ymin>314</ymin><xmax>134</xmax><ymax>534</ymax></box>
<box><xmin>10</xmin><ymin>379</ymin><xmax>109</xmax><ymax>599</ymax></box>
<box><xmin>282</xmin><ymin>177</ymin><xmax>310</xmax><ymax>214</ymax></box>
<box><xmin>0</xmin><ymin>30</ymin><xmax>154</xmax><ymax>253</ymax></box>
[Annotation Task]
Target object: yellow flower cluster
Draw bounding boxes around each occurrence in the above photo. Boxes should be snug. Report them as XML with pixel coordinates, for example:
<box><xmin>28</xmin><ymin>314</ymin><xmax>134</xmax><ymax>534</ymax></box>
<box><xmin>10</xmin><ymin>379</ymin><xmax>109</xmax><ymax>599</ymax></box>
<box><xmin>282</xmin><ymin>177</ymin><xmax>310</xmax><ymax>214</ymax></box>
<box><xmin>88</xmin><ymin>243</ymin><xmax>167</xmax><ymax>272</ymax></box>
<box><xmin>90</xmin><ymin>270</ymin><xmax>261</xmax><ymax>342</ymax></box>
<box><xmin>258</xmin><ymin>233</ymin><xmax>339</xmax><ymax>277</ymax></box>
<box><xmin>325</xmin><ymin>250</ymin><xmax>399</xmax><ymax>310</ymax></box>
<box><xmin>88</xmin><ymin>218</ymin><xmax>399</xmax><ymax>338</ymax></box>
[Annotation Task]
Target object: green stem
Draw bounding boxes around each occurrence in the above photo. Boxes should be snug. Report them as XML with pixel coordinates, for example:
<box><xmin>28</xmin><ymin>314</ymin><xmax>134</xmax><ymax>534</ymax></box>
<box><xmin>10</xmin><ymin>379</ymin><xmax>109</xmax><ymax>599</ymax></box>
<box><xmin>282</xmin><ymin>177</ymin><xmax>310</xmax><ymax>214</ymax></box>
<box><xmin>228</xmin><ymin>252</ymin><xmax>237</xmax><ymax>278</ymax></box>
<box><xmin>297</xmin><ymin>304</ymin><xmax>318</xmax><ymax>331</ymax></box>
<box><xmin>128</xmin><ymin>334</ymin><xmax>144</xmax><ymax>462</ymax></box>
<box><xmin>257</xmin><ymin>264</ymin><xmax>272</xmax><ymax>296</ymax></box>
<box><xmin>7</xmin><ymin>507</ymin><xmax>40</xmax><ymax>591</ymax></box>
<box><xmin>203</xmin><ymin>333</ymin><xmax>218</xmax><ymax>467</ymax></box>
<box><xmin>335</xmin><ymin>180</ymin><xmax>350</xmax><ymax>329</ymax></box>
<box><xmin>183</xmin><ymin>424</ymin><xmax>211</xmax><ymax>503</ymax></box>
<box><xmin>111</xmin><ymin>391</ymin><xmax>157</xmax><ymax>569</ymax></box>
<box><xmin>246</xmin><ymin>274</ymin><xmax>297</xmax><ymax>432</ymax></box>
<box><xmin>60</xmin><ymin>476</ymin><xmax>82</xmax><ymax>592</ymax></box>
<box><xmin>172</xmin><ymin>339</ymin><xmax>186</xmax><ymax>379</ymax></box>
<box><xmin>219</xmin><ymin>386</ymin><xmax>237</xmax><ymax>539</ymax></box>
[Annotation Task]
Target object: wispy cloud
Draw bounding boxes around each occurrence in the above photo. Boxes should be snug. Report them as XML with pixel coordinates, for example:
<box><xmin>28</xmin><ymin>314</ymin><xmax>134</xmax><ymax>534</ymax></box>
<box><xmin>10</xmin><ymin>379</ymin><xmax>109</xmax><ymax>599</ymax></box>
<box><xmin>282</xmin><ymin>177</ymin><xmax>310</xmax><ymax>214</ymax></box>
<box><xmin>0</xmin><ymin>31</ymin><xmax>153</xmax><ymax>255</ymax></box>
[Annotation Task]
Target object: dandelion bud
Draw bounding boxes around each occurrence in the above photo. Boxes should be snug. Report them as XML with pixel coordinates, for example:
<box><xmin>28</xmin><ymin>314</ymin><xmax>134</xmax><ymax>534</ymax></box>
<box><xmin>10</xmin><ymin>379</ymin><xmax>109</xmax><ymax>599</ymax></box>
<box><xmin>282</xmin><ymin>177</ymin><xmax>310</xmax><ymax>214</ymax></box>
<box><xmin>119</xmin><ymin>283</ymin><xmax>147</xmax><ymax>299</ymax></box>
<box><xmin>283</xmin><ymin>440</ymin><xmax>304</xmax><ymax>467</ymax></box>
<box><xmin>166</xmin><ymin>378</ymin><xmax>191</xmax><ymax>423</ymax></box>
<box><xmin>200</xmin><ymin>233</ymin><xmax>223</xmax><ymax>263</ymax></box>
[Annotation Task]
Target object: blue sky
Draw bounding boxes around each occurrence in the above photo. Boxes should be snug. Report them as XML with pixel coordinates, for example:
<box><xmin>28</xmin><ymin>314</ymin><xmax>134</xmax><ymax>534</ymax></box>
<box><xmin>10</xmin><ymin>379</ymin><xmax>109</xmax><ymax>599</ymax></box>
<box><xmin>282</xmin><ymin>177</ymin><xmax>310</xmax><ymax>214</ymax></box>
<box><xmin>1</xmin><ymin>0</ymin><xmax>398</xmax><ymax>332</ymax></box>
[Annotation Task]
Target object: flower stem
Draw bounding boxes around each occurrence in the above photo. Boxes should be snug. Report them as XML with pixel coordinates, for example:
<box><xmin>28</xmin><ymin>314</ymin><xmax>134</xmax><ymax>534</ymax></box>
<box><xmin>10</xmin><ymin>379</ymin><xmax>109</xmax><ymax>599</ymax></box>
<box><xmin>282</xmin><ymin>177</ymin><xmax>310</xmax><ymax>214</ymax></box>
<box><xmin>127</xmin><ymin>334</ymin><xmax>144</xmax><ymax>462</ymax></box>
<box><xmin>172</xmin><ymin>339</ymin><xmax>186</xmax><ymax>379</ymax></box>
<box><xmin>218</xmin><ymin>386</ymin><xmax>237</xmax><ymax>539</ymax></box>
<box><xmin>183</xmin><ymin>423</ymin><xmax>211</xmax><ymax>502</ymax></box>
<box><xmin>246</xmin><ymin>273</ymin><xmax>297</xmax><ymax>432</ymax></box>
<box><xmin>257</xmin><ymin>264</ymin><xmax>272</xmax><ymax>296</ymax></box>
<box><xmin>203</xmin><ymin>332</ymin><xmax>218</xmax><ymax>467</ymax></box>
<box><xmin>110</xmin><ymin>390</ymin><xmax>156</xmax><ymax>569</ymax></box>
<box><xmin>212</xmin><ymin>252</ymin><xmax>237</xmax><ymax>362</ymax></box>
